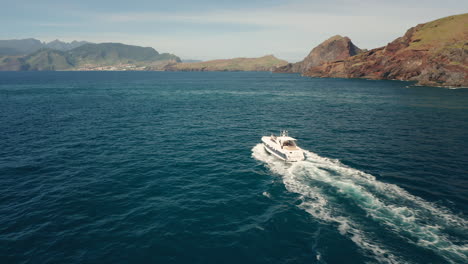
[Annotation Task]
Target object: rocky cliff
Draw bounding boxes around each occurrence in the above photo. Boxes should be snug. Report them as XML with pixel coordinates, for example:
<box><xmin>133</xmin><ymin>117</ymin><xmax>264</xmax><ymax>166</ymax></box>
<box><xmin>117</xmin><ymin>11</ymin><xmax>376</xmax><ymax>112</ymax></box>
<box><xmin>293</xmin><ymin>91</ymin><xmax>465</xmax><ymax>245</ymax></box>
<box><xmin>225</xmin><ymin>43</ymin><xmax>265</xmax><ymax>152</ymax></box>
<box><xmin>275</xmin><ymin>35</ymin><xmax>362</xmax><ymax>73</ymax></box>
<box><xmin>305</xmin><ymin>14</ymin><xmax>468</xmax><ymax>87</ymax></box>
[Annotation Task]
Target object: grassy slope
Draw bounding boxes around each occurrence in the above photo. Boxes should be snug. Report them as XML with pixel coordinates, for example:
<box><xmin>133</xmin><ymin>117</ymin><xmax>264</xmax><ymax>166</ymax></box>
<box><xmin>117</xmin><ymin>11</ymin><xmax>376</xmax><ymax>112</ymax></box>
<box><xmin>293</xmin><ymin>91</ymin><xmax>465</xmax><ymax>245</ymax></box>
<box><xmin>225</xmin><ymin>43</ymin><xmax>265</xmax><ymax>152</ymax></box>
<box><xmin>408</xmin><ymin>14</ymin><xmax>468</xmax><ymax>50</ymax></box>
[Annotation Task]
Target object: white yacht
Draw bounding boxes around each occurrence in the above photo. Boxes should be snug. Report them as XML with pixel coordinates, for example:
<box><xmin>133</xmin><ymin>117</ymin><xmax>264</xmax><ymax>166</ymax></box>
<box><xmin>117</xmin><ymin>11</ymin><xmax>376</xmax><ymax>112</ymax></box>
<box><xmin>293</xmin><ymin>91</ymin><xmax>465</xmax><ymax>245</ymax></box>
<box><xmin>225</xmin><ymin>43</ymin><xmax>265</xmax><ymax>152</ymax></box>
<box><xmin>261</xmin><ymin>131</ymin><xmax>305</xmax><ymax>162</ymax></box>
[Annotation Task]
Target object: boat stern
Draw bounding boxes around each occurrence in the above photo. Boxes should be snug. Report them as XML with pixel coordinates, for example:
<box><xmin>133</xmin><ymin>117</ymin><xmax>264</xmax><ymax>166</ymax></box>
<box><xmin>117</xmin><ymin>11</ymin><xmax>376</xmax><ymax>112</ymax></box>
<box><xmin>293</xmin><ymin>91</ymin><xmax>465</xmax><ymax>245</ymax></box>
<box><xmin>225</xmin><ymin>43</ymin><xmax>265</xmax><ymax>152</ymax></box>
<box><xmin>285</xmin><ymin>150</ymin><xmax>305</xmax><ymax>162</ymax></box>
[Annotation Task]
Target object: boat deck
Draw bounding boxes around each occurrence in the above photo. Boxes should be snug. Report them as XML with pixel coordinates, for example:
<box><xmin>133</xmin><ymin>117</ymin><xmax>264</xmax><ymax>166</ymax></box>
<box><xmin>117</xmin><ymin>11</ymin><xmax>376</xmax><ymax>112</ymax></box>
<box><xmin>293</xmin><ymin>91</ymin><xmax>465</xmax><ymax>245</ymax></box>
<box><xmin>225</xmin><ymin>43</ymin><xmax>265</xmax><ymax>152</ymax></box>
<box><xmin>284</xmin><ymin>146</ymin><xmax>300</xmax><ymax>151</ymax></box>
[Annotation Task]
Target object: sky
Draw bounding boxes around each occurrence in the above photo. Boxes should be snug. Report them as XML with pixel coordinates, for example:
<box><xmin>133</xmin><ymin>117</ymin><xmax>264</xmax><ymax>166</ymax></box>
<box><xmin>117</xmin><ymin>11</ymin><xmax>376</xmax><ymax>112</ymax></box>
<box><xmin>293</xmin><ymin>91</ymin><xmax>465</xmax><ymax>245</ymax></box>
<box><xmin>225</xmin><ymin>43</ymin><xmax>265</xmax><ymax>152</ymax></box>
<box><xmin>1</xmin><ymin>0</ymin><xmax>467</xmax><ymax>62</ymax></box>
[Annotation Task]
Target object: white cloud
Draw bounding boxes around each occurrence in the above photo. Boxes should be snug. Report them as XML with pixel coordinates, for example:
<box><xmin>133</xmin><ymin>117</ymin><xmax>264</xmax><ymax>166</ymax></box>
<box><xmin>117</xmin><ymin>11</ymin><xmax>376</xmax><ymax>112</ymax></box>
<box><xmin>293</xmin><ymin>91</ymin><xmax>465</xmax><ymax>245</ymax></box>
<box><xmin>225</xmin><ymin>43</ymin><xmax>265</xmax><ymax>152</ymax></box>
<box><xmin>36</xmin><ymin>1</ymin><xmax>468</xmax><ymax>61</ymax></box>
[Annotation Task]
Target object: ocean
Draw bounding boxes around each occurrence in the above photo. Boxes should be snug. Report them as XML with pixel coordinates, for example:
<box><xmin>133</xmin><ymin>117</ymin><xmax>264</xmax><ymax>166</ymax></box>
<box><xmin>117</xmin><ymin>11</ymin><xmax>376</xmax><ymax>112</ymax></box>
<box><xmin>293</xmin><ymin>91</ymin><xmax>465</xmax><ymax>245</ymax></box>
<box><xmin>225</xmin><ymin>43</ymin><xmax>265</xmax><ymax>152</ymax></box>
<box><xmin>0</xmin><ymin>71</ymin><xmax>467</xmax><ymax>263</ymax></box>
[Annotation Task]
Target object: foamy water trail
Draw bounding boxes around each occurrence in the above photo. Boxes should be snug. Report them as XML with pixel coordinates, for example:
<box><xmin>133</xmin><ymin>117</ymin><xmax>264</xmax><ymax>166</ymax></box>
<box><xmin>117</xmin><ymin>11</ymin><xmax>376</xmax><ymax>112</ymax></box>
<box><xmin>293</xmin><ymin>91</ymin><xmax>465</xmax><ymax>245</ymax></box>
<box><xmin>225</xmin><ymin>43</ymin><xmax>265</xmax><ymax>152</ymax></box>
<box><xmin>252</xmin><ymin>144</ymin><xmax>468</xmax><ymax>264</ymax></box>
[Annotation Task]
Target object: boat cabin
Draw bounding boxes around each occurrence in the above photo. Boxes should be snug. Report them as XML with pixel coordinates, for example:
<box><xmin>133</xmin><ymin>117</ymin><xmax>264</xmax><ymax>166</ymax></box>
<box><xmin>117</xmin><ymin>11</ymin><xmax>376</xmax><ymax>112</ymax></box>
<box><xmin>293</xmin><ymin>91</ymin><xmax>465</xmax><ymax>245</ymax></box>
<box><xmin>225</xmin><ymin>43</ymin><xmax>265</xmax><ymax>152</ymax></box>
<box><xmin>270</xmin><ymin>133</ymin><xmax>299</xmax><ymax>151</ymax></box>
<box><xmin>279</xmin><ymin>137</ymin><xmax>299</xmax><ymax>150</ymax></box>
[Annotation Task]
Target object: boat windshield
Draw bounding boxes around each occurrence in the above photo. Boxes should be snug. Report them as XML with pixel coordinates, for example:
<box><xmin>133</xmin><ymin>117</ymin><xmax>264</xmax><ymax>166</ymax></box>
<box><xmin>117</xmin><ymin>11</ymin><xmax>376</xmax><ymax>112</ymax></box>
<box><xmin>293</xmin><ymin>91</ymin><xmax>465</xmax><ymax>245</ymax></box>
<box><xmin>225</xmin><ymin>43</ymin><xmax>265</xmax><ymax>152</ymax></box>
<box><xmin>282</xmin><ymin>140</ymin><xmax>297</xmax><ymax>147</ymax></box>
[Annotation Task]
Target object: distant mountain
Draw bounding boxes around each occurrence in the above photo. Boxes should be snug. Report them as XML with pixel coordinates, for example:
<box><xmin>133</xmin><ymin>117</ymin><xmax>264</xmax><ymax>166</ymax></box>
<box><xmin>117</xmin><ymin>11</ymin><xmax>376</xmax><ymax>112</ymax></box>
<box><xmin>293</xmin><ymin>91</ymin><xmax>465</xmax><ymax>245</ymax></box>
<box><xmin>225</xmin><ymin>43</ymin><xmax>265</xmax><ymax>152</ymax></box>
<box><xmin>164</xmin><ymin>55</ymin><xmax>288</xmax><ymax>72</ymax></box>
<box><xmin>0</xmin><ymin>48</ymin><xmax>76</xmax><ymax>71</ymax></box>
<box><xmin>305</xmin><ymin>14</ymin><xmax>468</xmax><ymax>87</ymax></box>
<box><xmin>0</xmin><ymin>42</ymin><xmax>181</xmax><ymax>71</ymax></box>
<box><xmin>0</xmin><ymin>56</ymin><xmax>23</xmax><ymax>71</ymax></box>
<box><xmin>275</xmin><ymin>35</ymin><xmax>362</xmax><ymax>74</ymax></box>
<box><xmin>0</xmin><ymin>47</ymin><xmax>24</xmax><ymax>56</ymax></box>
<box><xmin>45</xmin><ymin>40</ymin><xmax>90</xmax><ymax>51</ymax></box>
<box><xmin>68</xmin><ymin>43</ymin><xmax>180</xmax><ymax>66</ymax></box>
<box><xmin>0</xmin><ymin>38</ymin><xmax>44</xmax><ymax>55</ymax></box>
<box><xmin>0</xmin><ymin>38</ymin><xmax>90</xmax><ymax>56</ymax></box>
<box><xmin>20</xmin><ymin>49</ymin><xmax>74</xmax><ymax>71</ymax></box>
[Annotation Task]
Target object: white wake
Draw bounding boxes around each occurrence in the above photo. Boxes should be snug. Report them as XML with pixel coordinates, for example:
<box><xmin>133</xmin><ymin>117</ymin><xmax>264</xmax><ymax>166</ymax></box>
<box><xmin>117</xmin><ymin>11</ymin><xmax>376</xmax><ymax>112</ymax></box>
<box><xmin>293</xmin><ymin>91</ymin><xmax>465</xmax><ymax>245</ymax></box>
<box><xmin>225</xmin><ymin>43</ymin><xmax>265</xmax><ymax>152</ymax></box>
<box><xmin>252</xmin><ymin>144</ymin><xmax>467</xmax><ymax>264</ymax></box>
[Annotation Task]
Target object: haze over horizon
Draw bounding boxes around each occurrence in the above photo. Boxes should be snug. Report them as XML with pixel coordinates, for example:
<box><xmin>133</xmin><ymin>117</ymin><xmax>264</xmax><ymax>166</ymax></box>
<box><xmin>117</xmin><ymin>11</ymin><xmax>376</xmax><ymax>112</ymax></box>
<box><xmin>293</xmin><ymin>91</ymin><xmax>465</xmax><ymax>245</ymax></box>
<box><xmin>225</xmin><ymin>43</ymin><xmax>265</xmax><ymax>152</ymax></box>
<box><xmin>2</xmin><ymin>0</ymin><xmax>466</xmax><ymax>62</ymax></box>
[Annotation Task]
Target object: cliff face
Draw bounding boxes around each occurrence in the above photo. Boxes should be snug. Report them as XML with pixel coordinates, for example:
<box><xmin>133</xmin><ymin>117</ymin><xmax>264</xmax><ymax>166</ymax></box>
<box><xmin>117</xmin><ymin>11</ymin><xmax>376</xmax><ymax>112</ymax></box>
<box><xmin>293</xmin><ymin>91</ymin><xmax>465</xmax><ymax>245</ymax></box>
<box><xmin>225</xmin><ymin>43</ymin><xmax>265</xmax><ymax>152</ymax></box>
<box><xmin>164</xmin><ymin>55</ymin><xmax>288</xmax><ymax>72</ymax></box>
<box><xmin>305</xmin><ymin>14</ymin><xmax>468</xmax><ymax>87</ymax></box>
<box><xmin>275</xmin><ymin>35</ymin><xmax>362</xmax><ymax>73</ymax></box>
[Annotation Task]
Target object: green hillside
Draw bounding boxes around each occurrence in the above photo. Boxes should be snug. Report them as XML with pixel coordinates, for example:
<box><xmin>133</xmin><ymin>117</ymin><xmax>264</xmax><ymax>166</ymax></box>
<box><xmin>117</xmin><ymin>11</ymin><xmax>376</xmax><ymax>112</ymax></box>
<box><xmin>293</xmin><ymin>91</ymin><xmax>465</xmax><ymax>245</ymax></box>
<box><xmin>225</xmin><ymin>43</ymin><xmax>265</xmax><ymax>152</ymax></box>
<box><xmin>20</xmin><ymin>49</ymin><xmax>74</xmax><ymax>70</ymax></box>
<box><xmin>408</xmin><ymin>13</ymin><xmax>468</xmax><ymax>50</ymax></box>
<box><xmin>68</xmin><ymin>43</ymin><xmax>181</xmax><ymax>65</ymax></box>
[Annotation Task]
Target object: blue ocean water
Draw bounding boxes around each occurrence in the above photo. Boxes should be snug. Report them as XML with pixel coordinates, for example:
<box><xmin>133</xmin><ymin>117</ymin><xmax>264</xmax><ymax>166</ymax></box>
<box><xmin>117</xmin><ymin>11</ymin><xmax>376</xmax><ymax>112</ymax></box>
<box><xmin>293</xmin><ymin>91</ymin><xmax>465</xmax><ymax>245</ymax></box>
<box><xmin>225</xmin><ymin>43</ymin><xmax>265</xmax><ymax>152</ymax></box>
<box><xmin>0</xmin><ymin>71</ymin><xmax>467</xmax><ymax>264</ymax></box>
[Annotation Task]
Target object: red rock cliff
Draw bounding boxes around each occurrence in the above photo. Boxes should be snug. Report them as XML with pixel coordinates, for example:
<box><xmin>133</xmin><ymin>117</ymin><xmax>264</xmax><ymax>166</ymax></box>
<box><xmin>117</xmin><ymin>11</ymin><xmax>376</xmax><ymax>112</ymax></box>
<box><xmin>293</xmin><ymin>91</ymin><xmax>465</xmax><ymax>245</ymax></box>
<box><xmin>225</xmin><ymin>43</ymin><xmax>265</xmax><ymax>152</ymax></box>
<box><xmin>305</xmin><ymin>14</ymin><xmax>468</xmax><ymax>87</ymax></box>
<box><xmin>274</xmin><ymin>35</ymin><xmax>362</xmax><ymax>73</ymax></box>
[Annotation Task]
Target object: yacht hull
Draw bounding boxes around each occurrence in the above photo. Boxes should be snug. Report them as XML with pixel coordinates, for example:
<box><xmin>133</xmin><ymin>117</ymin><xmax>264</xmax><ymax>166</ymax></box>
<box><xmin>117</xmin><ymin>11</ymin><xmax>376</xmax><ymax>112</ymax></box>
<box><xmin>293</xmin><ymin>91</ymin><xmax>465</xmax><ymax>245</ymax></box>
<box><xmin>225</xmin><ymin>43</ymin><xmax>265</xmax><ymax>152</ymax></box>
<box><xmin>263</xmin><ymin>142</ymin><xmax>288</xmax><ymax>161</ymax></box>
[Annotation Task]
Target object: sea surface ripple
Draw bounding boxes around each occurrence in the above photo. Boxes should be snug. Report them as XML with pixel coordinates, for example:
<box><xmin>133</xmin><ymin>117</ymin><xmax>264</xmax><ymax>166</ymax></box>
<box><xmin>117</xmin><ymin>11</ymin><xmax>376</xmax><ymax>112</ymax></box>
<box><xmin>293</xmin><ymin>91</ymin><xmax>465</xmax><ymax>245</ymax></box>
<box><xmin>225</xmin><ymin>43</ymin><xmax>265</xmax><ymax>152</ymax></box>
<box><xmin>0</xmin><ymin>71</ymin><xmax>467</xmax><ymax>264</ymax></box>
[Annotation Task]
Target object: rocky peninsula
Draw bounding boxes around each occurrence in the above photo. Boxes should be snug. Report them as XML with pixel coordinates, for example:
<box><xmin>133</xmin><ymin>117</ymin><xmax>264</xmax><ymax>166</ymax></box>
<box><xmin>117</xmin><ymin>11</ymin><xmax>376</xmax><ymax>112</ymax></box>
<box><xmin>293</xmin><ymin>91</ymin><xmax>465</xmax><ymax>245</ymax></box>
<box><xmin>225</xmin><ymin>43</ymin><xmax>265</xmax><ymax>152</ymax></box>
<box><xmin>303</xmin><ymin>14</ymin><xmax>467</xmax><ymax>88</ymax></box>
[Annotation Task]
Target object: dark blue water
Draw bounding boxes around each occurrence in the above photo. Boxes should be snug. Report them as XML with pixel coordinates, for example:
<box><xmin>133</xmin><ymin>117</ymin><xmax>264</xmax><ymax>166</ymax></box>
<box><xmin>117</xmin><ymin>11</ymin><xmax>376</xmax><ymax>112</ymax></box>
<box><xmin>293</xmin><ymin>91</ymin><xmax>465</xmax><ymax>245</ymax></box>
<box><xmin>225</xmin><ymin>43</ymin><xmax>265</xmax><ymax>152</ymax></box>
<box><xmin>0</xmin><ymin>71</ymin><xmax>467</xmax><ymax>264</ymax></box>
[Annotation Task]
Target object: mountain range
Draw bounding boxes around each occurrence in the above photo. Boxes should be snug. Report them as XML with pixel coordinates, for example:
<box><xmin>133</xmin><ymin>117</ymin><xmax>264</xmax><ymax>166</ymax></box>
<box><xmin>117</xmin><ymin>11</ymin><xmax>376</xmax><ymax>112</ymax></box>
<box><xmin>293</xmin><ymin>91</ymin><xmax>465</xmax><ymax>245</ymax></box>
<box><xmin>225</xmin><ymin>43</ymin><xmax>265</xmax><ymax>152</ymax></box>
<box><xmin>0</xmin><ymin>13</ymin><xmax>466</xmax><ymax>87</ymax></box>
<box><xmin>0</xmin><ymin>38</ymin><xmax>90</xmax><ymax>56</ymax></box>
<box><xmin>0</xmin><ymin>39</ymin><xmax>284</xmax><ymax>72</ymax></box>
<box><xmin>0</xmin><ymin>42</ymin><xmax>181</xmax><ymax>71</ymax></box>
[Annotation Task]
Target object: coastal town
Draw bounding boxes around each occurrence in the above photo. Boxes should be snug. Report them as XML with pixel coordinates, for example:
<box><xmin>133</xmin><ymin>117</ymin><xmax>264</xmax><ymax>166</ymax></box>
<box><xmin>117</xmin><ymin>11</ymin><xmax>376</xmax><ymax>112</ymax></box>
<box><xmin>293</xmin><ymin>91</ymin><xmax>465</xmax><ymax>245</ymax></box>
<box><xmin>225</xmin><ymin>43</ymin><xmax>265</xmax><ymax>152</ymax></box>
<box><xmin>73</xmin><ymin>63</ymin><xmax>160</xmax><ymax>71</ymax></box>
